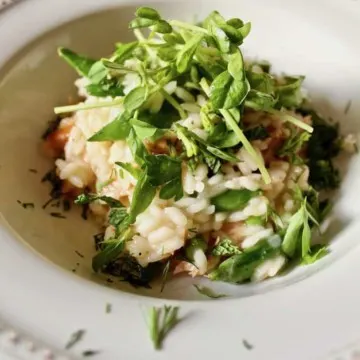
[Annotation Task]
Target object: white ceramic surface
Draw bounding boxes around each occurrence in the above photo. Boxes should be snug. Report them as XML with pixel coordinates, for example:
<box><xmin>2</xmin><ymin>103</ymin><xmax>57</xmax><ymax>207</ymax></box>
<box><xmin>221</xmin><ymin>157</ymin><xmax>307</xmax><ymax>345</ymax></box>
<box><xmin>0</xmin><ymin>0</ymin><xmax>360</xmax><ymax>359</ymax></box>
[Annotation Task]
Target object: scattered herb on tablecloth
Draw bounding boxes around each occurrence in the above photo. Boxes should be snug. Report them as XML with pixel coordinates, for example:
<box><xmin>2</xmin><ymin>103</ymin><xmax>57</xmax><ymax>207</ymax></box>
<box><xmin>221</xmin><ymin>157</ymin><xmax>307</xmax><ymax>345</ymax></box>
<box><xmin>65</xmin><ymin>329</ymin><xmax>86</xmax><ymax>350</ymax></box>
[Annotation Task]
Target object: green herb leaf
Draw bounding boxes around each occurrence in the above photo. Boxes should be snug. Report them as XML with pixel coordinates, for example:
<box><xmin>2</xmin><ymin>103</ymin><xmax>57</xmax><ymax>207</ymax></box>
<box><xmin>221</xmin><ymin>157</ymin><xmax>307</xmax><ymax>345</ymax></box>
<box><xmin>127</xmin><ymin>128</ymin><xmax>148</xmax><ymax>166</ymax></box>
<box><xmin>114</xmin><ymin>41</ymin><xmax>139</xmax><ymax>63</ymax></box>
<box><xmin>210</xmin><ymin>70</ymin><xmax>250</xmax><ymax>110</ymax></box>
<box><xmin>154</xmin><ymin>20</ymin><xmax>173</xmax><ymax>34</ymax></box>
<box><xmin>145</xmin><ymin>155</ymin><xmax>182</xmax><ymax>186</ymax></box>
<box><xmin>228</xmin><ymin>49</ymin><xmax>245</xmax><ymax>80</ymax></box>
<box><xmin>75</xmin><ymin>194</ymin><xmax>123</xmax><ymax>208</ymax></box>
<box><xmin>147</xmin><ymin>306</ymin><xmax>181</xmax><ymax>350</ymax></box>
<box><xmin>135</xmin><ymin>6</ymin><xmax>161</xmax><ymax>20</ymax></box>
<box><xmin>58</xmin><ymin>48</ymin><xmax>96</xmax><ymax>77</ymax></box>
<box><xmin>193</xmin><ymin>284</ymin><xmax>227</xmax><ymax>299</ymax></box>
<box><xmin>129</xmin><ymin>173</ymin><xmax>156</xmax><ymax>222</ymax></box>
<box><xmin>129</xmin><ymin>18</ymin><xmax>157</xmax><ymax>29</ymax></box>
<box><xmin>124</xmin><ymin>87</ymin><xmax>148</xmax><ymax>114</ymax></box>
<box><xmin>115</xmin><ymin>162</ymin><xmax>141</xmax><ymax>179</ymax></box>
<box><xmin>88</xmin><ymin>112</ymin><xmax>132</xmax><ymax>142</ymax></box>
<box><xmin>281</xmin><ymin>205</ymin><xmax>305</xmax><ymax>258</ymax></box>
<box><xmin>65</xmin><ymin>329</ymin><xmax>86</xmax><ymax>350</ymax></box>
<box><xmin>159</xmin><ymin>178</ymin><xmax>183</xmax><ymax>201</ymax></box>
<box><xmin>108</xmin><ymin>208</ymin><xmax>128</xmax><ymax>227</ymax></box>
<box><xmin>275</xmin><ymin>76</ymin><xmax>305</xmax><ymax>109</ymax></box>
<box><xmin>301</xmin><ymin>245</ymin><xmax>329</xmax><ymax>265</ymax></box>
<box><xmin>131</xmin><ymin>119</ymin><xmax>164</xmax><ymax>141</ymax></box>
<box><xmin>211</xmin><ymin>189</ymin><xmax>258</xmax><ymax>212</ymax></box>
<box><xmin>301</xmin><ymin>218</ymin><xmax>311</xmax><ymax>258</ymax></box>
<box><xmin>176</xmin><ymin>33</ymin><xmax>204</xmax><ymax>73</ymax></box>
<box><xmin>88</xmin><ymin>61</ymin><xmax>108</xmax><ymax>84</ymax></box>
<box><xmin>278</xmin><ymin>129</ymin><xmax>311</xmax><ymax>163</ymax></box>
<box><xmin>212</xmin><ymin>238</ymin><xmax>241</xmax><ymax>256</ymax></box>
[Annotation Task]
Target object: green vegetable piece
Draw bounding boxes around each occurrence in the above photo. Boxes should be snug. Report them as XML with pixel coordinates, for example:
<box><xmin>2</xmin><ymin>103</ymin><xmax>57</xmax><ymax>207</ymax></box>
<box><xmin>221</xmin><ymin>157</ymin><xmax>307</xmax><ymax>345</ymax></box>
<box><xmin>88</xmin><ymin>112</ymin><xmax>132</xmax><ymax>142</ymax></box>
<box><xmin>185</xmin><ymin>237</ymin><xmax>208</xmax><ymax>262</ymax></box>
<box><xmin>210</xmin><ymin>70</ymin><xmax>250</xmax><ymax>110</ymax></box>
<box><xmin>135</xmin><ymin>6</ymin><xmax>161</xmax><ymax>20</ymax></box>
<box><xmin>208</xmin><ymin>238</ymin><xmax>280</xmax><ymax>283</ymax></box>
<box><xmin>176</xmin><ymin>33</ymin><xmax>204</xmax><ymax>73</ymax></box>
<box><xmin>193</xmin><ymin>285</ymin><xmax>227</xmax><ymax>299</ymax></box>
<box><xmin>211</xmin><ymin>189</ymin><xmax>258</xmax><ymax>212</ymax></box>
<box><xmin>212</xmin><ymin>238</ymin><xmax>241</xmax><ymax>256</ymax></box>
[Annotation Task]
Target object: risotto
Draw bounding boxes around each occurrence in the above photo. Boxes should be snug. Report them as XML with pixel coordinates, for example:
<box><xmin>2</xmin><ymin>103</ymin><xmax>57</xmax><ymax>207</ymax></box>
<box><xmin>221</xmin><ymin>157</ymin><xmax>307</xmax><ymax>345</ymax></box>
<box><xmin>43</xmin><ymin>7</ymin><xmax>355</xmax><ymax>287</ymax></box>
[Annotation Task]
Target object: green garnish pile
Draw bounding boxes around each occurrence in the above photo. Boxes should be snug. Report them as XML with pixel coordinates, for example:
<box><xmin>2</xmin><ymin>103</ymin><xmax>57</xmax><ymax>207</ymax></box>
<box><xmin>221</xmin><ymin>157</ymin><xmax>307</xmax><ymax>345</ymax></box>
<box><xmin>52</xmin><ymin>7</ymin><xmax>345</xmax><ymax>287</ymax></box>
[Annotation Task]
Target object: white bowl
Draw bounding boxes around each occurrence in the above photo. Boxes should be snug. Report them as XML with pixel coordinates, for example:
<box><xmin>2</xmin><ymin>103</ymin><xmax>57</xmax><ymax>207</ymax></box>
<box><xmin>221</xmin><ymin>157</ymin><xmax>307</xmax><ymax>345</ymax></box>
<box><xmin>0</xmin><ymin>0</ymin><xmax>360</xmax><ymax>303</ymax></box>
<box><xmin>2</xmin><ymin>1</ymin><xmax>360</xmax><ymax>358</ymax></box>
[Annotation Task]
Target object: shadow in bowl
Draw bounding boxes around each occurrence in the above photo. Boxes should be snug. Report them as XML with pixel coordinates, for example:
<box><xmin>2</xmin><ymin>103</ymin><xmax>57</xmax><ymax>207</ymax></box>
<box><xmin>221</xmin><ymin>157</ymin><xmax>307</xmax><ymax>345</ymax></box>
<box><xmin>0</xmin><ymin>4</ymin><xmax>359</xmax><ymax>301</ymax></box>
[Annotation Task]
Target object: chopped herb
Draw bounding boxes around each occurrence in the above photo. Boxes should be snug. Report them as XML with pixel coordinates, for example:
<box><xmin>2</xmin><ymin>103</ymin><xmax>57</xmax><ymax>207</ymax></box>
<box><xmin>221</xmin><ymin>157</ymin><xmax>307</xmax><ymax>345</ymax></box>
<box><xmin>301</xmin><ymin>245</ymin><xmax>329</xmax><ymax>265</ymax></box>
<box><xmin>41</xmin><ymin>168</ymin><xmax>63</xmax><ymax>206</ymax></box>
<box><xmin>42</xmin><ymin>116</ymin><xmax>62</xmax><ymax>140</ymax></box>
<box><xmin>81</xmin><ymin>204</ymin><xmax>89</xmax><ymax>220</ymax></box>
<box><xmin>75</xmin><ymin>250</ymin><xmax>85</xmax><ymax>259</ymax></box>
<box><xmin>344</xmin><ymin>100</ymin><xmax>352</xmax><ymax>115</ymax></box>
<box><xmin>160</xmin><ymin>260</ymin><xmax>171</xmax><ymax>293</ymax></box>
<box><xmin>65</xmin><ymin>329</ymin><xmax>86</xmax><ymax>350</ymax></box>
<box><xmin>104</xmin><ymin>255</ymin><xmax>159</xmax><ymax>288</ymax></box>
<box><xmin>75</xmin><ymin>193</ymin><xmax>124</xmax><ymax>208</ymax></box>
<box><xmin>242</xmin><ymin>339</ymin><xmax>254</xmax><ymax>350</ymax></box>
<box><xmin>63</xmin><ymin>199</ymin><xmax>71</xmax><ymax>212</ymax></box>
<box><xmin>82</xmin><ymin>350</ymin><xmax>101</xmax><ymax>357</ymax></box>
<box><xmin>193</xmin><ymin>284</ymin><xmax>227</xmax><ymax>298</ymax></box>
<box><xmin>28</xmin><ymin>168</ymin><xmax>38</xmax><ymax>174</ymax></box>
<box><xmin>50</xmin><ymin>212</ymin><xmax>66</xmax><ymax>219</ymax></box>
<box><xmin>105</xmin><ymin>303</ymin><xmax>112</xmax><ymax>314</ymax></box>
<box><xmin>146</xmin><ymin>305</ymin><xmax>181</xmax><ymax>350</ymax></box>
<box><xmin>17</xmin><ymin>201</ymin><xmax>35</xmax><ymax>209</ymax></box>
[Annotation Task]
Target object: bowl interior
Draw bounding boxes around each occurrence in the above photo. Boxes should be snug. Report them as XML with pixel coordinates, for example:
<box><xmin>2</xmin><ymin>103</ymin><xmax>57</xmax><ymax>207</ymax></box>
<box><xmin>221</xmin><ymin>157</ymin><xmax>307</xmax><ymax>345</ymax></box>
<box><xmin>0</xmin><ymin>1</ymin><xmax>359</xmax><ymax>301</ymax></box>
